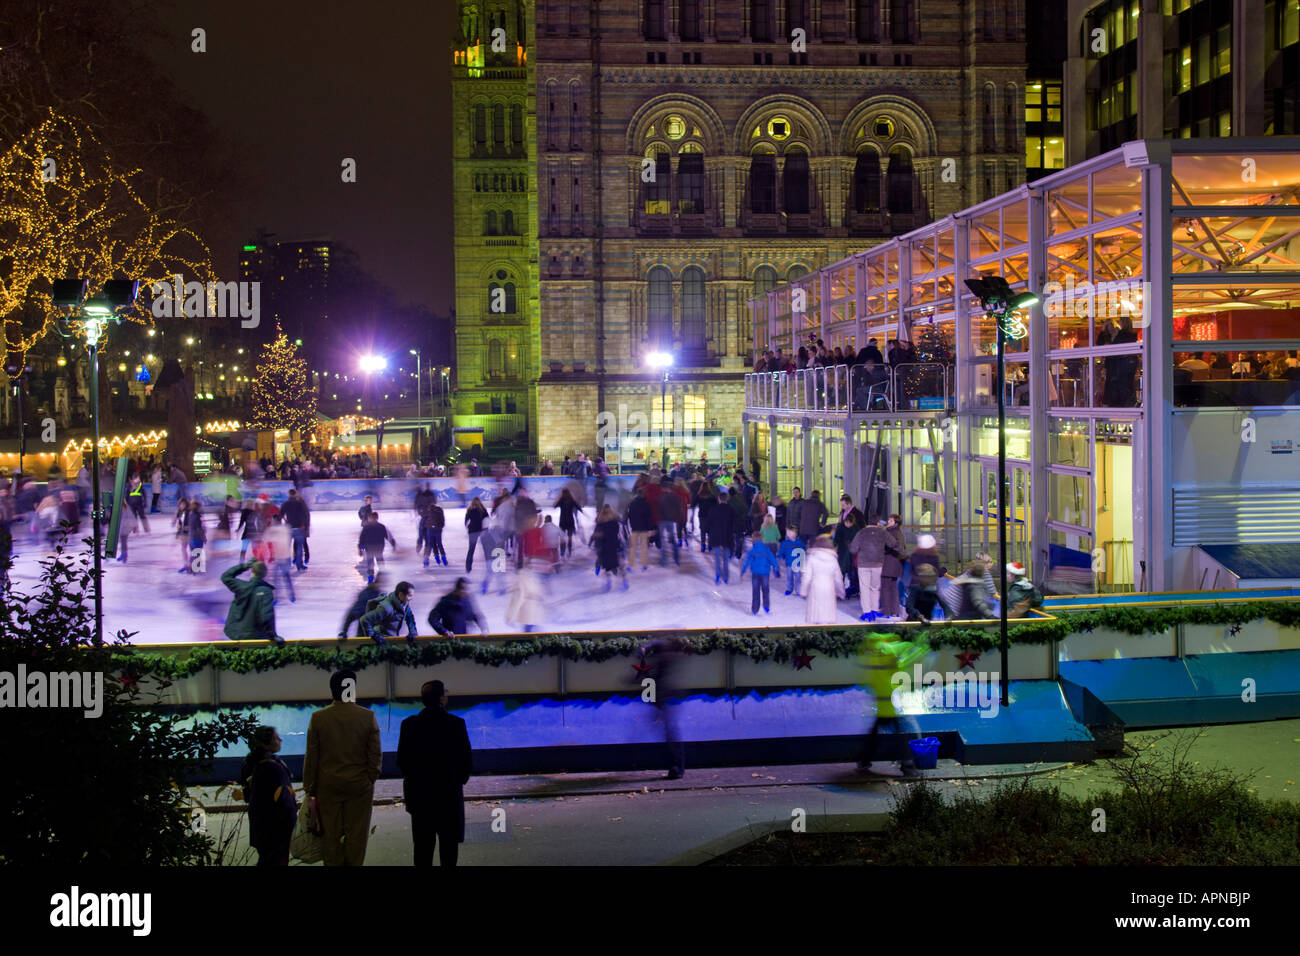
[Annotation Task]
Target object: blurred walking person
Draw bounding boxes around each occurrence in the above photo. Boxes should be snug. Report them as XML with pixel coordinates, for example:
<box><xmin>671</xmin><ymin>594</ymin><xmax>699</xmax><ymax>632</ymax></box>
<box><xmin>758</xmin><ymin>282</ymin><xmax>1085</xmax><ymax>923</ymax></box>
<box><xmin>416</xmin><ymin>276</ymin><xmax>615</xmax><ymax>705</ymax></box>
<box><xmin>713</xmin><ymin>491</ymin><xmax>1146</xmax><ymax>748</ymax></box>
<box><xmin>554</xmin><ymin>487</ymin><xmax>583</xmax><ymax>559</ymax></box>
<box><xmin>428</xmin><ymin>578</ymin><xmax>489</xmax><ymax>636</ymax></box>
<box><xmin>263</xmin><ymin>513</ymin><xmax>295</xmax><ymax>602</ymax></box>
<box><xmin>398</xmin><ymin>680</ymin><xmax>473</xmax><ymax>866</ymax></box>
<box><xmin>800</xmin><ymin>536</ymin><xmax>844</xmax><ymax>624</ymax></box>
<box><xmin>338</xmin><ymin>575</ymin><xmax>384</xmax><ymax>639</ymax></box>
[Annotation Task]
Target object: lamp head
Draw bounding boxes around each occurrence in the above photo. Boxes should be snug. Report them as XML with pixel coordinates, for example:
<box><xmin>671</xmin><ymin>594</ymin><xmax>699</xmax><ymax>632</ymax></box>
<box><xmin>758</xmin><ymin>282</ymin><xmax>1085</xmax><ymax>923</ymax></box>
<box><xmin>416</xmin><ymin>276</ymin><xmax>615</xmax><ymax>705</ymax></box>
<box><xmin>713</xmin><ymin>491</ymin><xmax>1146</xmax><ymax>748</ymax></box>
<box><xmin>646</xmin><ymin>352</ymin><xmax>673</xmax><ymax>369</ymax></box>
<box><xmin>360</xmin><ymin>355</ymin><xmax>388</xmax><ymax>373</ymax></box>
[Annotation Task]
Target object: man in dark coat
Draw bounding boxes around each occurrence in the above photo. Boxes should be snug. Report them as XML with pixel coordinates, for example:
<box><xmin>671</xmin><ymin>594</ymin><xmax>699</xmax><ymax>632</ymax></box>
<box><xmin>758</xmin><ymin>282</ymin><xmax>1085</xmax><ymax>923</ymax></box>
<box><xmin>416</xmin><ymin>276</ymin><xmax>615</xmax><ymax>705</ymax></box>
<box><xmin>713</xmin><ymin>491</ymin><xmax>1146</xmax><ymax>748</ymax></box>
<box><xmin>221</xmin><ymin>561</ymin><xmax>283</xmax><ymax>644</ymax></box>
<box><xmin>397</xmin><ymin>680</ymin><xmax>473</xmax><ymax>866</ymax></box>
<box><xmin>706</xmin><ymin>492</ymin><xmax>737</xmax><ymax>583</ymax></box>
<box><xmin>428</xmin><ymin>578</ymin><xmax>490</xmax><ymax>636</ymax></box>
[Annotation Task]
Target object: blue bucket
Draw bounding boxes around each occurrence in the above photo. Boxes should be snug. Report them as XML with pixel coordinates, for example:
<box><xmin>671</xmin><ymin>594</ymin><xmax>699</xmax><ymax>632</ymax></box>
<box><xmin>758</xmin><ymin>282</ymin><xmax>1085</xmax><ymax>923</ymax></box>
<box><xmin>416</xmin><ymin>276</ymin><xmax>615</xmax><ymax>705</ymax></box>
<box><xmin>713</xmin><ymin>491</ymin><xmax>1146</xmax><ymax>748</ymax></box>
<box><xmin>907</xmin><ymin>736</ymin><xmax>941</xmax><ymax>770</ymax></box>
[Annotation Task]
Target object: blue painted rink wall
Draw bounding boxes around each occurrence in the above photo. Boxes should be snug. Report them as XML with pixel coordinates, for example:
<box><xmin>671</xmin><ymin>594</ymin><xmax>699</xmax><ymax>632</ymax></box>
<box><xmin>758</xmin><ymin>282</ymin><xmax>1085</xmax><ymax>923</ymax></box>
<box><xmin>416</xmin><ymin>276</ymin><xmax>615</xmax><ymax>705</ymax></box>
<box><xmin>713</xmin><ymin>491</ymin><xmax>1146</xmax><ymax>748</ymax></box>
<box><xmin>157</xmin><ymin>476</ymin><xmax>643</xmax><ymax>511</ymax></box>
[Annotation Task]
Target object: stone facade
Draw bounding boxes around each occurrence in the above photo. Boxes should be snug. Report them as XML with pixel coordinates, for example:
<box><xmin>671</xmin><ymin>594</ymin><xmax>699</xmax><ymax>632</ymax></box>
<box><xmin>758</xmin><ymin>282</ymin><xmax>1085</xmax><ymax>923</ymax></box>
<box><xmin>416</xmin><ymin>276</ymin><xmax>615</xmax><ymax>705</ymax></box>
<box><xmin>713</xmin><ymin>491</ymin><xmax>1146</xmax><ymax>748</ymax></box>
<box><xmin>452</xmin><ymin>1</ymin><xmax>1028</xmax><ymax>463</ymax></box>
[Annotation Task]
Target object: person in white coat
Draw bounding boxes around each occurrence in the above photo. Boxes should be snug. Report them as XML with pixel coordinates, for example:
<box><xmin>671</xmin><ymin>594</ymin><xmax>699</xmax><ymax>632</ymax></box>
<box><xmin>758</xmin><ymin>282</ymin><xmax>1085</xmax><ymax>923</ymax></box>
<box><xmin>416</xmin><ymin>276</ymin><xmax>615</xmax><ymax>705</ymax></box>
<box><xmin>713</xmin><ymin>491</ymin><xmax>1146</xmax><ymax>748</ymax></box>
<box><xmin>506</xmin><ymin>558</ymin><xmax>546</xmax><ymax>632</ymax></box>
<box><xmin>800</xmin><ymin>535</ymin><xmax>845</xmax><ymax>624</ymax></box>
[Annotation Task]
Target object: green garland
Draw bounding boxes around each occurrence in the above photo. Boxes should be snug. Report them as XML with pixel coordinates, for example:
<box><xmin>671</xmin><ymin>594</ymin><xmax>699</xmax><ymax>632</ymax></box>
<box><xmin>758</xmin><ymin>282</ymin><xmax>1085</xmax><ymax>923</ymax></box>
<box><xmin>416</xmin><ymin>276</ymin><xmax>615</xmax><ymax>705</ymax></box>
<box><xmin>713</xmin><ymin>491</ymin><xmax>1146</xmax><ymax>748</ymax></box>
<box><xmin>105</xmin><ymin>601</ymin><xmax>1300</xmax><ymax>679</ymax></box>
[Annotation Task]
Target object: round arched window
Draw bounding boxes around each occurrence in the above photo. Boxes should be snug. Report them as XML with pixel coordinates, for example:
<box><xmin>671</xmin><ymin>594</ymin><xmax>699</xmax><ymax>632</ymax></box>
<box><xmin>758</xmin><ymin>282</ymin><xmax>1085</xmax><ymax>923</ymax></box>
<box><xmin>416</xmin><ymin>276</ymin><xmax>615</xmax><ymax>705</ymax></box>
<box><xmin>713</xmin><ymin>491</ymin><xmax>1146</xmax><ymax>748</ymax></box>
<box><xmin>767</xmin><ymin>116</ymin><xmax>791</xmax><ymax>140</ymax></box>
<box><xmin>874</xmin><ymin>117</ymin><xmax>896</xmax><ymax>139</ymax></box>
<box><xmin>664</xmin><ymin>115</ymin><xmax>686</xmax><ymax>140</ymax></box>
<box><xmin>496</xmin><ymin>269</ymin><xmax>508</xmax><ymax>280</ymax></box>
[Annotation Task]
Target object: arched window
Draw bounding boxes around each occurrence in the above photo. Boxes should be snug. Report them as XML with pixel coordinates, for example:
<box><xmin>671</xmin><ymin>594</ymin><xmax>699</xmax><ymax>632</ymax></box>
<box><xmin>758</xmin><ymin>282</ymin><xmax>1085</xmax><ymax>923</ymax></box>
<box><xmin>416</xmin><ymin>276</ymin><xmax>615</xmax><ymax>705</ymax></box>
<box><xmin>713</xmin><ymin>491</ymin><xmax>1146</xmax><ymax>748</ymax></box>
<box><xmin>982</xmin><ymin>85</ymin><xmax>997</xmax><ymax>152</ymax></box>
<box><xmin>681</xmin><ymin>267</ymin><xmax>706</xmax><ymax>352</ymax></box>
<box><xmin>786</xmin><ymin>0</ymin><xmax>808</xmax><ymax>34</ymax></box>
<box><xmin>644</xmin><ymin>147</ymin><xmax>672</xmax><ymax>214</ymax></box>
<box><xmin>503</xmin><ymin>209</ymin><xmax>516</xmax><ymax>235</ymax></box>
<box><xmin>891</xmin><ymin>0</ymin><xmax>914</xmax><ymax>43</ymax></box>
<box><xmin>677</xmin><ymin>152</ymin><xmax>706</xmax><ymax>214</ymax></box>
<box><xmin>782</xmin><ymin>148</ymin><xmax>810</xmax><ymax>215</ymax></box>
<box><xmin>887</xmin><ymin>147</ymin><xmax>914</xmax><ymax>214</ymax></box>
<box><xmin>983</xmin><ymin>1</ymin><xmax>996</xmax><ymax>39</ymax></box>
<box><xmin>645</xmin><ymin>0</ymin><xmax>666</xmax><ymax>40</ymax></box>
<box><xmin>510</xmin><ymin>105</ymin><xmax>523</xmax><ymax>148</ymax></box>
<box><xmin>751</xmin><ymin>0</ymin><xmax>774</xmax><ymax>42</ymax></box>
<box><xmin>749</xmin><ymin>153</ymin><xmax>777</xmax><ymax>214</ymax></box>
<box><xmin>485</xmin><ymin>210</ymin><xmax>499</xmax><ymax>235</ymax></box>
<box><xmin>1004</xmin><ymin>85</ymin><xmax>1018</xmax><ymax>153</ymax></box>
<box><xmin>504</xmin><ymin>282</ymin><xmax>517</xmax><ymax>314</ymax></box>
<box><xmin>473</xmin><ymin>105</ymin><xmax>487</xmax><ymax>152</ymax></box>
<box><xmin>753</xmin><ymin>265</ymin><xmax>778</xmax><ymax>297</ymax></box>
<box><xmin>647</xmin><ymin>266</ymin><xmax>673</xmax><ymax>345</ymax></box>
<box><xmin>857</xmin><ymin>0</ymin><xmax>880</xmax><ymax>42</ymax></box>
<box><xmin>853</xmin><ymin>147</ymin><xmax>882</xmax><ymax>213</ymax></box>
<box><xmin>493</xmin><ymin>104</ymin><xmax>506</xmax><ymax>151</ymax></box>
<box><xmin>787</xmin><ymin>265</ymin><xmax>809</xmax><ymax>283</ymax></box>
<box><xmin>680</xmin><ymin>0</ymin><xmax>701</xmax><ymax>41</ymax></box>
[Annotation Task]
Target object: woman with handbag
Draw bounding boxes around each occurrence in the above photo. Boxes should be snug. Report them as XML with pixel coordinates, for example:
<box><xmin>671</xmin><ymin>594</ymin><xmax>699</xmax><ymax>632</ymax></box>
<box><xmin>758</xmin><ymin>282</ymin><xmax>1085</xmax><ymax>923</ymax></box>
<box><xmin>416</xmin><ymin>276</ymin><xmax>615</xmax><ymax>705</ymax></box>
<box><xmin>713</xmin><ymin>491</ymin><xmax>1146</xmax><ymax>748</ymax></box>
<box><xmin>240</xmin><ymin>726</ymin><xmax>298</xmax><ymax>866</ymax></box>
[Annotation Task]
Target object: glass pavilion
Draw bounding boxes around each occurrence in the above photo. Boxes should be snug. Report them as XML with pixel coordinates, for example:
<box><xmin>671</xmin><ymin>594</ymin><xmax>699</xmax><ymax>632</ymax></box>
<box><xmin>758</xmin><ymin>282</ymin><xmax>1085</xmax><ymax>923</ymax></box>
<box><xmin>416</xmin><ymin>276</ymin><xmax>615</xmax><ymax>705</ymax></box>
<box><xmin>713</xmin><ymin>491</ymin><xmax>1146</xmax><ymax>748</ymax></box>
<box><xmin>745</xmin><ymin>138</ymin><xmax>1300</xmax><ymax>593</ymax></box>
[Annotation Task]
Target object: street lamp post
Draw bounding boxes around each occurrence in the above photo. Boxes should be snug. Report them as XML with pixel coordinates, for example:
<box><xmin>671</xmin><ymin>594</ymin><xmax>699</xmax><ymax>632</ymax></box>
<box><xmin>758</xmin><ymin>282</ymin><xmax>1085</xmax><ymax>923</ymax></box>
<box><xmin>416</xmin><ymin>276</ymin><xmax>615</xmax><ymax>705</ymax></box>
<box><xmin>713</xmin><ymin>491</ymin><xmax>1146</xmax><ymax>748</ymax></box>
<box><xmin>51</xmin><ymin>279</ymin><xmax>137</xmax><ymax>647</ymax></box>
<box><xmin>646</xmin><ymin>351</ymin><xmax>673</xmax><ymax>472</ymax></box>
<box><xmin>5</xmin><ymin>363</ymin><xmax>32</xmax><ymax>481</ymax></box>
<box><xmin>409</xmin><ymin>348</ymin><xmax>422</xmax><ymax>461</ymax></box>
<box><xmin>360</xmin><ymin>354</ymin><xmax>387</xmax><ymax>474</ymax></box>
<box><xmin>965</xmin><ymin>276</ymin><xmax>1037</xmax><ymax>709</ymax></box>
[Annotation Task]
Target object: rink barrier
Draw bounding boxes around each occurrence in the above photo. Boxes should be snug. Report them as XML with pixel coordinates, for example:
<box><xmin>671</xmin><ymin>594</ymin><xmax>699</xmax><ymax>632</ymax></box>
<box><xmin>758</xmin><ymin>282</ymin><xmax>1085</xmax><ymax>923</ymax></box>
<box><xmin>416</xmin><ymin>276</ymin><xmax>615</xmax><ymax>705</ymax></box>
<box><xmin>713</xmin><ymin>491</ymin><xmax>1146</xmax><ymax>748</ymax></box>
<box><xmin>115</xmin><ymin>602</ymin><xmax>1300</xmax><ymax>707</ymax></box>
<box><xmin>148</xmin><ymin>476</ymin><xmax>644</xmax><ymax>511</ymax></box>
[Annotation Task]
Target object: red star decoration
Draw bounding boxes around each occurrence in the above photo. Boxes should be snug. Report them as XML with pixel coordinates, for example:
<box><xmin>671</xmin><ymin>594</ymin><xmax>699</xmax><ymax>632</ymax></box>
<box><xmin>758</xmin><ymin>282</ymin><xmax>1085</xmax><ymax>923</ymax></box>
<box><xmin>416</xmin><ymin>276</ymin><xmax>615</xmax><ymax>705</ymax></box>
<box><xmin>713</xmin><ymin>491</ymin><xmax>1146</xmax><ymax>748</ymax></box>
<box><xmin>792</xmin><ymin>650</ymin><xmax>816</xmax><ymax>671</ymax></box>
<box><xmin>632</xmin><ymin>658</ymin><xmax>653</xmax><ymax>677</ymax></box>
<box><xmin>955</xmin><ymin>649</ymin><xmax>981</xmax><ymax>669</ymax></box>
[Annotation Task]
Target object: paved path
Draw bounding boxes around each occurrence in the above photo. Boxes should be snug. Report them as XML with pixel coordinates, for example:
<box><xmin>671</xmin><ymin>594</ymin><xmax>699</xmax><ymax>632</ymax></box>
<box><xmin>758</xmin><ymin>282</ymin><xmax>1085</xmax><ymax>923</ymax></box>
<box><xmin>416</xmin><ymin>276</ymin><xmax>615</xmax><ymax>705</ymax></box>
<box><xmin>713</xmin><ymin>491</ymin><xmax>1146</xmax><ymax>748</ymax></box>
<box><xmin>195</xmin><ymin>719</ymin><xmax>1300</xmax><ymax>865</ymax></box>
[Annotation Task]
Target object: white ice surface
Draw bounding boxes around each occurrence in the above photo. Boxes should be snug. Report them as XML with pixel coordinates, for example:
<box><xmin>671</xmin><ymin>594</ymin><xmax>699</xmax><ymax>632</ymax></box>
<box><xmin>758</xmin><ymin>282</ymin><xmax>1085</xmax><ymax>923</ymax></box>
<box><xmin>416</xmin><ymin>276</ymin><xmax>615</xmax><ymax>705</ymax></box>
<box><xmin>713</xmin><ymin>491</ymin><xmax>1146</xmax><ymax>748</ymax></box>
<box><xmin>7</xmin><ymin>506</ymin><xmax>869</xmax><ymax>644</ymax></box>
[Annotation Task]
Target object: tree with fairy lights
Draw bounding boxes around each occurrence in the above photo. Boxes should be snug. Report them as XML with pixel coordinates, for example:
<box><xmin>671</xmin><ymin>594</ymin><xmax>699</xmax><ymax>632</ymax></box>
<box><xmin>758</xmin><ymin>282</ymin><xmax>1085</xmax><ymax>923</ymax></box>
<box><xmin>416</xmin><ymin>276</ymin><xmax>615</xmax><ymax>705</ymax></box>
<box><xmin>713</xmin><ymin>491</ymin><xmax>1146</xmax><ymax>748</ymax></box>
<box><xmin>247</xmin><ymin>331</ymin><xmax>317</xmax><ymax>457</ymax></box>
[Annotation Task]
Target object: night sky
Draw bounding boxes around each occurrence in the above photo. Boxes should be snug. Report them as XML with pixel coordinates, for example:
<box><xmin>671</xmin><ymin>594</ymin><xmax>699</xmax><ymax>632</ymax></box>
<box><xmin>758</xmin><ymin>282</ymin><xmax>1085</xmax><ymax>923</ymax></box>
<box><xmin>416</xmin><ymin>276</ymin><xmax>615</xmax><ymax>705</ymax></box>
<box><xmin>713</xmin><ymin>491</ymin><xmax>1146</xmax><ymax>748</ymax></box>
<box><xmin>150</xmin><ymin>0</ymin><xmax>454</xmax><ymax>312</ymax></box>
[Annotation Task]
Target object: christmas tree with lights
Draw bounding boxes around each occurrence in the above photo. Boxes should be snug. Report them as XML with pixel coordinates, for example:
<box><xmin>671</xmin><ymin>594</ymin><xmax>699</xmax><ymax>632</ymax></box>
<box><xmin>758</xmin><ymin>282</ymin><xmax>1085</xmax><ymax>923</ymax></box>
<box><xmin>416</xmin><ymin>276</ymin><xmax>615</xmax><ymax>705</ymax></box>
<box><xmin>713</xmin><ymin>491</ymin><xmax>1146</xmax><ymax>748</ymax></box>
<box><xmin>247</xmin><ymin>330</ymin><xmax>317</xmax><ymax>449</ymax></box>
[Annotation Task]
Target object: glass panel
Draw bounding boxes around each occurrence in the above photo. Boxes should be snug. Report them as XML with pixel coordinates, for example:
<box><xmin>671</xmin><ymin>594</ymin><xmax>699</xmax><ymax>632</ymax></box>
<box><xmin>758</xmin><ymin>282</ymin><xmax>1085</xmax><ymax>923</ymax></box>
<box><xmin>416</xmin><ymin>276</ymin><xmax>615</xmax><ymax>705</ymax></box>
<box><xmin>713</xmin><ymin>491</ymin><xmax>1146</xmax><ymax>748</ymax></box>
<box><xmin>1092</xmin><ymin>353</ymin><xmax>1143</xmax><ymax>407</ymax></box>
<box><xmin>1173</xmin><ymin>300</ymin><xmax>1300</xmax><ymax>340</ymax></box>
<box><xmin>1047</xmin><ymin>527</ymin><xmax>1095</xmax><ymax>589</ymax></box>
<box><xmin>1091</xmin><ymin>163</ymin><xmax>1142</xmax><ymax>219</ymax></box>
<box><xmin>1049</xmin><ymin>471</ymin><xmax>1092</xmax><ymax>528</ymax></box>
<box><xmin>1047</xmin><ymin>239</ymin><xmax>1090</xmax><ymax>289</ymax></box>
<box><xmin>1092</xmin><ymin>224</ymin><xmax>1143</xmax><ymax>284</ymax></box>
<box><xmin>974</xmin><ymin>417</ymin><xmax>1031</xmax><ymax>458</ymax></box>
<box><xmin>1048</xmin><ymin>175</ymin><xmax>1090</xmax><ymax>236</ymax></box>
<box><xmin>970</xmin><ymin>211</ymin><xmax>1001</xmax><ymax>259</ymax></box>
<box><xmin>1174</xmin><ymin>350</ymin><xmax>1300</xmax><ymax>406</ymax></box>
<box><xmin>1172</xmin><ymin>153</ymin><xmax>1300</xmax><ymax>205</ymax></box>
<box><xmin>1173</xmin><ymin>216</ymin><xmax>1300</xmax><ymax>274</ymax></box>
<box><xmin>1001</xmin><ymin>200</ymin><xmax>1030</xmax><ymax>246</ymax></box>
<box><xmin>1049</xmin><ymin>417</ymin><xmax>1090</xmax><ymax>465</ymax></box>
<box><xmin>1043</xmin><ymin>136</ymin><xmax>1065</xmax><ymax>171</ymax></box>
<box><xmin>1050</xmin><ymin>358</ymin><xmax>1093</xmax><ymax>407</ymax></box>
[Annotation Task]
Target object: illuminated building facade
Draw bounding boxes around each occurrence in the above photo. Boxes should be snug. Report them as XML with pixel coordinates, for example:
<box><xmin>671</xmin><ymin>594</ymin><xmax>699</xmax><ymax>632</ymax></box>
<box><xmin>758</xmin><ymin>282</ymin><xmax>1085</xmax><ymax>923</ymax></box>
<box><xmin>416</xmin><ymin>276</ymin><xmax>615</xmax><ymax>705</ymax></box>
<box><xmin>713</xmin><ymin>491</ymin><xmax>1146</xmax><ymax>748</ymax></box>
<box><xmin>452</xmin><ymin>1</ymin><xmax>1030</xmax><ymax>463</ymax></box>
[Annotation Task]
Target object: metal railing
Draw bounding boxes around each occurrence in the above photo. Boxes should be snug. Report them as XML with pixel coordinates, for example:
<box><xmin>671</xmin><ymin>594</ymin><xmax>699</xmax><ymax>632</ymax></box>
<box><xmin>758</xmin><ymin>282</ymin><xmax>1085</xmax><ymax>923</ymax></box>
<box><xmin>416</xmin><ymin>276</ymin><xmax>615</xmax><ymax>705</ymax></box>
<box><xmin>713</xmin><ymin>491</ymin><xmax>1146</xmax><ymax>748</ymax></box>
<box><xmin>745</xmin><ymin>362</ymin><xmax>953</xmax><ymax>413</ymax></box>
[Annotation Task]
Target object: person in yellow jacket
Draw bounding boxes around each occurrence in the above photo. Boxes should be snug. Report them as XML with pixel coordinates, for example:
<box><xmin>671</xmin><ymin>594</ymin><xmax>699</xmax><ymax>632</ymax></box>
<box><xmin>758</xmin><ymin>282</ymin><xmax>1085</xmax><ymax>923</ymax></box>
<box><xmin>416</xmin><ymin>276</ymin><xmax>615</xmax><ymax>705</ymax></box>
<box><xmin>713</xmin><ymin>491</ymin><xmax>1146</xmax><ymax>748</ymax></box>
<box><xmin>857</xmin><ymin>632</ymin><xmax>928</xmax><ymax>776</ymax></box>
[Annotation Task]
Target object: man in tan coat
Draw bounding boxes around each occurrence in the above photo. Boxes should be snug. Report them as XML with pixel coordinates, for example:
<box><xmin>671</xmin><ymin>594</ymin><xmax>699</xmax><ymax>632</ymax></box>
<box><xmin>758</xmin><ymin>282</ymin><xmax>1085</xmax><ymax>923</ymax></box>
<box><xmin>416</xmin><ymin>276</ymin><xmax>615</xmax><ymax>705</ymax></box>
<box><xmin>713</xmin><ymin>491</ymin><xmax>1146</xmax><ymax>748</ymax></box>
<box><xmin>304</xmin><ymin>669</ymin><xmax>383</xmax><ymax>866</ymax></box>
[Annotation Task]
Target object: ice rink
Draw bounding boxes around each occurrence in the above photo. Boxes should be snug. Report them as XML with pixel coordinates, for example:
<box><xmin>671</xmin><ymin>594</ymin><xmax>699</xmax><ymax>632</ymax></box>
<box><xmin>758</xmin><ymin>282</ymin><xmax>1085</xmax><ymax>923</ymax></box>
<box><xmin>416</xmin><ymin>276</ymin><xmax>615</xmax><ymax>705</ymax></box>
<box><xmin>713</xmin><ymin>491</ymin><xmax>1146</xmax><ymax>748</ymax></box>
<box><xmin>7</xmin><ymin>504</ymin><xmax>870</xmax><ymax>644</ymax></box>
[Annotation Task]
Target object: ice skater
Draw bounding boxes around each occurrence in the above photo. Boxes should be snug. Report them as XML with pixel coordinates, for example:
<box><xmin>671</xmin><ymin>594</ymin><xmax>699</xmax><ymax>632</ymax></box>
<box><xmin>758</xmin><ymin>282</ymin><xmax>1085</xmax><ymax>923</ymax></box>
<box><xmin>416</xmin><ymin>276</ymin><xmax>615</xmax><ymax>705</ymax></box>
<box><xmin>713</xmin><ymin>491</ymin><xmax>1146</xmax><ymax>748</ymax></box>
<box><xmin>740</xmin><ymin>538</ymin><xmax>780</xmax><ymax>615</ymax></box>
<box><xmin>357</xmin><ymin>511</ymin><xmax>396</xmax><ymax>583</ymax></box>
<box><xmin>338</xmin><ymin>574</ymin><xmax>384</xmax><ymax>639</ymax></box>
<box><xmin>464</xmin><ymin>497</ymin><xmax>488</xmax><ymax>571</ymax></box>
<box><xmin>357</xmin><ymin>580</ymin><xmax>419</xmax><ymax>644</ymax></box>
<box><xmin>419</xmin><ymin>499</ymin><xmax>447</xmax><ymax>567</ymax></box>
<box><xmin>506</xmin><ymin>559</ymin><xmax>546</xmax><ymax>632</ymax></box>
<box><xmin>591</xmin><ymin>504</ymin><xmax>628</xmax><ymax>591</ymax></box>
<box><xmin>779</xmin><ymin>528</ymin><xmax>805</xmax><ymax>596</ymax></box>
<box><xmin>554</xmin><ymin>487</ymin><xmax>583</xmax><ymax>559</ymax></box>
<box><xmin>427</xmin><ymin>578</ymin><xmax>489</xmax><ymax>636</ymax></box>
<box><xmin>179</xmin><ymin>499</ymin><xmax>207</xmax><ymax>574</ymax></box>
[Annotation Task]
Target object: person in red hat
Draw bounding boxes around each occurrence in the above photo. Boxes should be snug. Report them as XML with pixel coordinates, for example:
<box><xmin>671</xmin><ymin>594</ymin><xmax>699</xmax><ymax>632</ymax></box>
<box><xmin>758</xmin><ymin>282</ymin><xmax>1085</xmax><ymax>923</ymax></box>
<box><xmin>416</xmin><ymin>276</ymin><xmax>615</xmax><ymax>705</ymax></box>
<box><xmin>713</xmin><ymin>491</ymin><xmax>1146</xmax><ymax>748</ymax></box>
<box><xmin>1005</xmin><ymin>562</ymin><xmax>1043</xmax><ymax>618</ymax></box>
